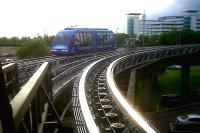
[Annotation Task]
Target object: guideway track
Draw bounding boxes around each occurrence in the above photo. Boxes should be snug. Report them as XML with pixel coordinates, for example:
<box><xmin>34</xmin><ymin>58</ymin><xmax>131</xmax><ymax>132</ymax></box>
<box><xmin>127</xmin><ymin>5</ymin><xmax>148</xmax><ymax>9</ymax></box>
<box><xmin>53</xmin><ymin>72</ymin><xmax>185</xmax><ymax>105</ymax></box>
<box><xmin>72</xmin><ymin>57</ymin><xmax>154</xmax><ymax>133</ymax></box>
<box><xmin>2</xmin><ymin>45</ymin><xmax>199</xmax><ymax>132</ymax></box>
<box><xmin>73</xmin><ymin>44</ymin><xmax>200</xmax><ymax>133</ymax></box>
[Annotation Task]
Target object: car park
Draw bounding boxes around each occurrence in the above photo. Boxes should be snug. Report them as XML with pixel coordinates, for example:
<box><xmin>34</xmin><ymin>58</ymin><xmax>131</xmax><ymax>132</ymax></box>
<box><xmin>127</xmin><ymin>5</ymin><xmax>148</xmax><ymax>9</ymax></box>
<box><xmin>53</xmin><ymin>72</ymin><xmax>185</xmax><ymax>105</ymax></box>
<box><xmin>168</xmin><ymin>65</ymin><xmax>182</xmax><ymax>70</ymax></box>
<box><xmin>176</xmin><ymin>114</ymin><xmax>200</xmax><ymax>131</ymax></box>
<box><xmin>159</xmin><ymin>94</ymin><xmax>186</xmax><ymax>108</ymax></box>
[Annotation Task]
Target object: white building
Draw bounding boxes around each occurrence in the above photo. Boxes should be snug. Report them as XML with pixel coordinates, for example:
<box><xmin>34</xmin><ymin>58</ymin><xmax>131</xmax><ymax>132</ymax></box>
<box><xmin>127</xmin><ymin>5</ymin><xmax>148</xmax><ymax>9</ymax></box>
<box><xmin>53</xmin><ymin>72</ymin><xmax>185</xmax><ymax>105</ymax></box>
<box><xmin>127</xmin><ymin>10</ymin><xmax>200</xmax><ymax>36</ymax></box>
<box><xmin>140</xmin><ymin>16</ymin><xmax>185</xmax><ymax>35</ymax></box>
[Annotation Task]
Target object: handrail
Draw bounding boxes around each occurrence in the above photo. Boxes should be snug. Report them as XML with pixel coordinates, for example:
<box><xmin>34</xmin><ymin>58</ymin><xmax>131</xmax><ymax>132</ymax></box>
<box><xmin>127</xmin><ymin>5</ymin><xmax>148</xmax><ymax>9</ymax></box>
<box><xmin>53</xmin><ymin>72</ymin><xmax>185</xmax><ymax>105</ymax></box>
<box><xmin>107</xmin><ymin>58</ymin><xmax>158</xmax><ymax>133</ymax></box>
<box><xmin>78</xmin><ymin>60</ymin><xmax>101</xmax><ymax>133</ymax></box>
<box><xmin>2</xmin><ymin>63</ymin><xmax>19</xmax><ymax>100</ymax></box>
<box><xmin>2</xmin><ymin>63</ymin><xmax>16</xmax><ymax>74</ymax></box>
<box><xmin>10</xmin><ymin>62</ymin><xmax>49</xmax><ymax>129</ymax></box>
<box><xmin>106</xmin><ymin>44</ymin><xmax>200</xmax><ymax>133</ymax></box>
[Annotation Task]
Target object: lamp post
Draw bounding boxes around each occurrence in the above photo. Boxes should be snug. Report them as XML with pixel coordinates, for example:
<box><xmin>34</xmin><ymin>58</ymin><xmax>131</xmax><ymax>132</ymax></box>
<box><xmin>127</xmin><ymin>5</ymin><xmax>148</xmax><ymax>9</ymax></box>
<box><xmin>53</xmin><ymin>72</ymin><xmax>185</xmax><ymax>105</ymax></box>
<box><xmin>179</xmin><ymin>30</ymin><xmax>182</xmax><ymax>46</ymax></box>
<box><xmin>142</xmin><ymin>13</ymin><xmax>146</xmax><ymax>47</ymax></box>
<box><xmin>116</xmin><ymin>28</ymin><xmax>119</xmax><ymax>33</ymax></box>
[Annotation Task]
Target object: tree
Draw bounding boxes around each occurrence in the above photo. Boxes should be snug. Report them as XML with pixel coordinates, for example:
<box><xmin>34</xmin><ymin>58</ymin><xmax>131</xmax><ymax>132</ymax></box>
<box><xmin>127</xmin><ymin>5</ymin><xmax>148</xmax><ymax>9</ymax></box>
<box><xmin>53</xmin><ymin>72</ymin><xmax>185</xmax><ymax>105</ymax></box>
<box><xmin>115</xmin><ymin>33</ymin><xmax>129</xmax><ymax>47</ymax></box>
<box><xmin>159</xmin><ymin>30</ymin><xmax>178</xmax><ymax>45</ymax></box>
<box><xmin>137</xmin><ymin>34</ymin><xmax>160</xmax><ymax>46</ymax></box>
<box><xmin>43</xmin><ymin>35</ymin><xmax>55</xmax><ymax>46</ymax></box>
<box><xmin>16</xmin><ymin>38</ymin><xmax>50</xmax><ymax>59</ymax></box>
<box><xmin>0</xmin><ymin>37</ymin><xmax>9</xmax><ymax>44</ymax></box>
<box><xmin>159</xmin><ymin>33</ymin><xmax>168</xmax><ymax>45</ymax></box>
<box><xmin>159</xmin><ymin>29</ymin><xmax>200</xmax><ymax>45</ymax></box>
<box><xmin>180</xmin><ymin>29</ymin><xmax>196</xmax><ymax>44</ymax></box>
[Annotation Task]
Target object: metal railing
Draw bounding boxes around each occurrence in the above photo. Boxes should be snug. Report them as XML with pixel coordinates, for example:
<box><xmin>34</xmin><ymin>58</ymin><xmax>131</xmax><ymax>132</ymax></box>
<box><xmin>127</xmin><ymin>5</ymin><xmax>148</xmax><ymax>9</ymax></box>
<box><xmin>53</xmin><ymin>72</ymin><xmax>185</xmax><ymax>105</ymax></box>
<box><xmin>72</xmin><ymin>58</ymin><xmax>112</xmax><ymax>133</ymax></box>
<box><xmin>11</xmin><ymin>62</ymin><xmax>50</xmax><ymax>130</ymax></box>
<box><xmin>0</xmin><ymin>50</ymin><xmax>137</xmax><ymax>133</ymax></box>
<box><xmin>73</xmin><ymin>54</ymin><xmax>146</xmax><ymax>133</ymax></box>
<box><xmin>1</xmin><ymin>62</ymin><xmax>62</xmax><ymax>133</ymax></box>
<box><xmin>52</xmin><ymin>52</ymin><xmax>125</xmax><ymax>99</ymax></box>
<box><xmin>1</xmin><ymin>45</ymin><xmax>199</xmax><ymax>132</ymax></box>
<box><xmin>16</xmin><ymin>51</ymin><xmax>117</xmax><ymax>86</ymax></box>
<box><xmin>71</xmin><ymin>49</ymin><xmax>162</xmax><ymax>133</ymax></box>
<box><xmin>2</xmin><ymin>63</ymin><xmax>19</xmax><ymax>100</ymax></box>
<box><xmin>106</xmin><ymin>44</ymin><xmax>200</xmax><ymax>133</ymax></box>
<box><xmin>107</xmin><ymin>59</ymin><xmax>157</xmax><ymax>133</ymax></box>
<box><xmin>111</xmin><ymin>45</ymin><xmax>200</xmax><ymax>77</ymax></box>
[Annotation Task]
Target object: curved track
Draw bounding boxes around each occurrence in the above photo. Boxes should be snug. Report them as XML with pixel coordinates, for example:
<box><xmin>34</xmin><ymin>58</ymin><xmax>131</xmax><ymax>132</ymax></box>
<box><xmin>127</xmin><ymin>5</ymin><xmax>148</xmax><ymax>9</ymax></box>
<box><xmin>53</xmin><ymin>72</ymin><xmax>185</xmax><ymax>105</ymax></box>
<box><xmin>73</xmin><ymin>45</ymin><xmax>200</xmax><ymax>133</ymax></box>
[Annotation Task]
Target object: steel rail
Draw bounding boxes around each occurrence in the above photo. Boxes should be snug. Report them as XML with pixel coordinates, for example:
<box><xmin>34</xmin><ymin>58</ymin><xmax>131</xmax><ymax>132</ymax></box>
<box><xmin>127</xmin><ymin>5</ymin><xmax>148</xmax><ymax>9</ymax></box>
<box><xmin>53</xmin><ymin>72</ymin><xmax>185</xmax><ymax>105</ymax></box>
<box><xmin>107</xmin><ymin>57</ymin><xmax>157</xmax><ymax>133</ymax></box>
<box><xmin>16</xmin><ymin>51</ymin><xmax>120</xmax><ymax>85</ymax></box>
<box><xmin>73</xmin><ymin>47</ymin><xmax>166</xmax><ymax>133</ymax></box>
<box><xmin>78</xmin><ymin>60</ymin><xmax>104</xmax><ymax>133</ymax></box>
<box><xmin>52</xmin><ymin>51</ymin><xmax>128</xmax><ymax>93</ymax></box>
<box><xmin>106</xmin><ymin>44</ymin><xmax>200</xmax><ymax>133</ymax></box>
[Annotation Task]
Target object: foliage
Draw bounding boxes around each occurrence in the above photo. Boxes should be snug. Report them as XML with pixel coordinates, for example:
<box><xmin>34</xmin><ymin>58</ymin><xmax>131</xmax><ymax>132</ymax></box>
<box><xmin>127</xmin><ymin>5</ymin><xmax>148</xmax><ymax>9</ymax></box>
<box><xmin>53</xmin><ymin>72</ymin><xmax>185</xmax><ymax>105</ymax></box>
<box><xmin>0</xmin><ymin>35</ymin><xmax>55</xmax><ymax>47</ymax></box>
<box><xmin>158</xmin><ymin>66</ymin><xmax>200</xmax><ymax>93</ymax></box>
<box><xmin>158</xmin><ymin>69</ymin><xmax>181</xmax><ymax>94</ymax></box>
<box><xmin>159</xmin><ymin>30</ymin><xmax>178</xmax><ymax>45</ymax></box>
<box><xmin>115</xmin><ymin>33</ymin><xmax>129</xmax><ymax>47</ymax></box>
<box><xmin>16</xmin><ymin>38</ymin><xmax>50</xmax><ymax>59</ymax></box>
<box><xmin>42</xmin><ymin>35</ymin><xmax>55</xmax><ymax>46</ymax></box>
<box><xmin>137</xmin><ymin>34</ymin><xmax>160</xmax><ymax>46</ymax></box>
<box><xmin>180</xmin><ymin>30</ymin><xmax>200</xmax><ymax>44</ymax></box>
<box><xmin>158</xmin><ymin>66</ymin><xmax>200</xmax><ymax>94</ymax></box>
<box><xmin>159</xmin><ymin>29</ymin><xmax>200</xmax><ymax>45</ymax></box>
<box><xmin>188</xmin><ymin>67</ymin><xmax>200</xmax><ymax>90</ymax></box>
<box><xmin>115</xmin><ymin>33</ymin><xmax>160</xmax><ymax>47</ymax></box>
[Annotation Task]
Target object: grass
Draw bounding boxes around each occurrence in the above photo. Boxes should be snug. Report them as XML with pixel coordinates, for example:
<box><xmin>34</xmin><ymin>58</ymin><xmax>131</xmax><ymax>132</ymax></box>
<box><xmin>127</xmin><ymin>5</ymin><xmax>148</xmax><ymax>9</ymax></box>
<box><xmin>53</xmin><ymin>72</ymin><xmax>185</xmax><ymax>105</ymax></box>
<box><xmin>158</xmin><ymin>69</ymin><xmax>181</xmax><ymax>94</ymax></box>
<box><xmin>189</xmin><ymin>67</ymin><xmax>200</xmax><ymax>90</ymax></box>
<box><xmin>158</xmin><ymin>66</ymin><xmax>200</xmax><ymax>94</ymax></box>
<box><xmin>135</xmin><ymin>66</ymin><xmax>200</xmax><ymax>110</ymax></box>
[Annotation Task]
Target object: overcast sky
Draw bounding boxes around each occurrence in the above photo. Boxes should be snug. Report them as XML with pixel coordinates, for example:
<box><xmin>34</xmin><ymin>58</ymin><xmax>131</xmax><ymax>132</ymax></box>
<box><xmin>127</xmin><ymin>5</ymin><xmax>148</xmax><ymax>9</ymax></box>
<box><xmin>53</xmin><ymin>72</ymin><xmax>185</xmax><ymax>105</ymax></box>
<box><xmin>0</xmin><ymin>0</ymin><xmax>199</xmax><ymax>37</ymax></box>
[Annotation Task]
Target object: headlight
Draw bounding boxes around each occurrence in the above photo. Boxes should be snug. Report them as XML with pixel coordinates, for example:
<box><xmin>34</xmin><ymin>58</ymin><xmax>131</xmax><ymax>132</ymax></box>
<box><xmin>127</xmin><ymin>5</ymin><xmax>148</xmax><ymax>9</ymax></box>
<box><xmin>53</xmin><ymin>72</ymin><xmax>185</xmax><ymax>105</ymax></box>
<box><xmin>61</xmin><ymin>50</ymin><xmax>68</xmax><ymax>52</ymax></box>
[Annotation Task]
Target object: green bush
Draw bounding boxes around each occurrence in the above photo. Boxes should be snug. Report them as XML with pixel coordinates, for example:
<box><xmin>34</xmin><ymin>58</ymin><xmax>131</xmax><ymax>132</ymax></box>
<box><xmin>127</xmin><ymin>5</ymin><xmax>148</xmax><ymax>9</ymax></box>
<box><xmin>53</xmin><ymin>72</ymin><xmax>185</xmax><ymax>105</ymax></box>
<box><xmin>138</xmin><ymin>34</ymin><xmax>160</xmax><ymax>46</ymax></box>
<box><xmin>115</xmin><ymin>33</ymin><xmax>129</xmax><ymax>47</ymax></box>
<box><xmin>159</xmin><ymin>29</ymin><xmax>200</xmax><ymax>45</ymax></box>
<box><xmin>16</xmin><ymin>39</ymin><xmax>50</xmax><ymax>59</ymax></box>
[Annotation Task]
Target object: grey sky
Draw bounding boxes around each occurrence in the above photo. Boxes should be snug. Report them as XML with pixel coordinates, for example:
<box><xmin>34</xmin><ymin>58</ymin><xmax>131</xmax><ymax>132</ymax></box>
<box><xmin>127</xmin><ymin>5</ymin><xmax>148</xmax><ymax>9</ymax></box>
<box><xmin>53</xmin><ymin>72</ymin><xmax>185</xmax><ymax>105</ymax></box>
<box><xmin>150</xmin><ymin>0</ymin><xmax>200</xmax><ymax>18</ymax></box>
<box><xmin>0</xmin><ymin>0</ymin><xmax>199</xmax><ymax>37</ymax></box>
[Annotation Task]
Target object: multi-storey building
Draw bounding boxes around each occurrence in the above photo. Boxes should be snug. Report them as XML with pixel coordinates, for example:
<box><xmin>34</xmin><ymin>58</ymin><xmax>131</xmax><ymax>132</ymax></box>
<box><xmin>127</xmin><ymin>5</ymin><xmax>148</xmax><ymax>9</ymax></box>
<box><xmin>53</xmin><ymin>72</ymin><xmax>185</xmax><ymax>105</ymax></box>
<box><xmin>127</xmin><ymin>10</ymin><xmax>200</xmax><ymax>36</ymax></box>
<box><xmin>127</xmin><ymin>13</ymin><xmax>141</xmax><ymax>37</ymax></box>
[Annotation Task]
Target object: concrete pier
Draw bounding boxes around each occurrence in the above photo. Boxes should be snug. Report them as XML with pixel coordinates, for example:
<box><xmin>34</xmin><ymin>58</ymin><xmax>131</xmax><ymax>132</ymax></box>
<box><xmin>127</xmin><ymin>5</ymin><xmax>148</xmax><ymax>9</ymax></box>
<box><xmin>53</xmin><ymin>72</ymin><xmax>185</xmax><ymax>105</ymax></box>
<box><xmin>127</xmin><ymin>62</ymin><xmax>161</xmax><ymax>111</ymax></box>
<box><xmin>127</xmin><ymin>69</ymin><xmax>136</xmax><ymax>105</ymax></box>
<box><xmin>181</xmin><ymin>64</ymin><xmax>190</xmax><ymax>95</ymax></box>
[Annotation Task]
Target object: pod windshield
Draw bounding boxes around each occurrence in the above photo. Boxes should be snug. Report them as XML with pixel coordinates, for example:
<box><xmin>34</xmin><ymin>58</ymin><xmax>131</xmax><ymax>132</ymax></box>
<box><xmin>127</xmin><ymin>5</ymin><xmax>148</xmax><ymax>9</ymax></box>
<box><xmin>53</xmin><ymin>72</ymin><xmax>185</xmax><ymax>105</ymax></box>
<box><xmin>52</xmin><ymin>31</ymin><xmax>71</xmax><ymax>49</ymax></box>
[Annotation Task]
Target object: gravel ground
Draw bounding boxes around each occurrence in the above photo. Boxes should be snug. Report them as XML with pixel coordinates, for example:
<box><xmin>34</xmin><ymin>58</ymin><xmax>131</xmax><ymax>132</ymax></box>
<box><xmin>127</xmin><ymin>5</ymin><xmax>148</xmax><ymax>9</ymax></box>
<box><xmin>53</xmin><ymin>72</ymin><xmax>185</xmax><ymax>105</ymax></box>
<box><xmin>0</xmin><ymin>47</ymin><xmax>18</xmax><ymax>56</ymax></box>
